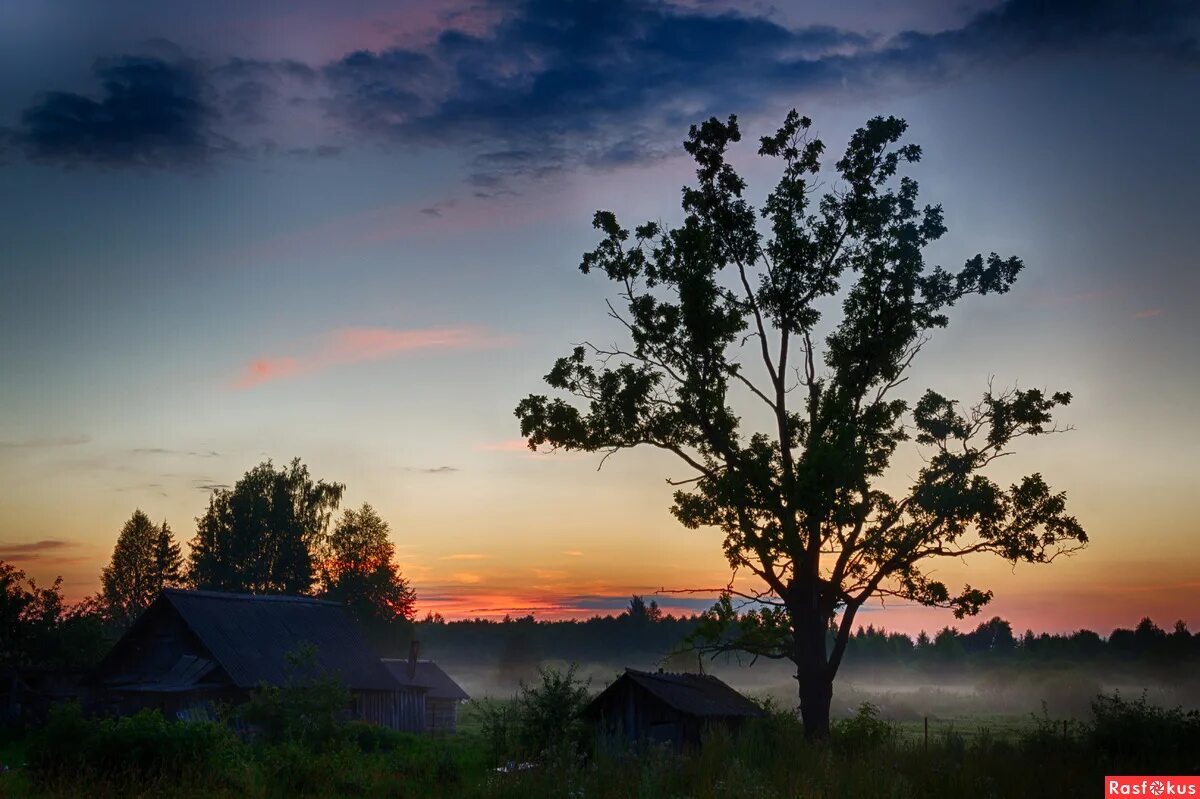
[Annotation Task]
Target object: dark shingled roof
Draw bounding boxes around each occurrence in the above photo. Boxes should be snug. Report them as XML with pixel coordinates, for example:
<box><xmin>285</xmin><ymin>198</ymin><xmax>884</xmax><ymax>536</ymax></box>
<box><xmin>589</xmin><ymin>669</ymin><xmax>766</xmax><ymax>719</ymax></box>
<box><xmin>151</xmin><ymin>589</ymin><xmax>400</xmax><ymax>692</ymax></box>
<box><xmin>382</xmin><ymin>660</ymin><xmax>470</xmax><ymax>701</ymax></box>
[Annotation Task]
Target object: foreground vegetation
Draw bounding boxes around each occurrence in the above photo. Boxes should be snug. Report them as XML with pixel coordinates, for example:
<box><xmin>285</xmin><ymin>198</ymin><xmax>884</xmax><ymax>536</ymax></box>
<box><xmin>1</xmin><ymin>682</ymin><xmax>1196</xmax><ymax>799</ymax></box>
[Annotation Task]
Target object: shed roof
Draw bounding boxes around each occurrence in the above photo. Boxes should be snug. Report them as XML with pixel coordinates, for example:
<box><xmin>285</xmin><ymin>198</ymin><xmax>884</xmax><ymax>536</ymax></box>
<box><xmin>382</xmin><ymin>659</ymin><xmax>469</xmax><ymax>701</ymax></box>
<box><xmin>589</xmin><ymin>669</ymin><xmax>766</xmax><ymax>719</ymax></box>
<box><xmin>109</xmin><ymin>589</ymin><xmax>401</xmax><ymax>692</ymax></box>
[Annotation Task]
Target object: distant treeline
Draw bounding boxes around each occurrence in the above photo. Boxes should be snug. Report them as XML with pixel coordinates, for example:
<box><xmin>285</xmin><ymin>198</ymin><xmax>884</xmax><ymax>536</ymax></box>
<box><xmin>411</xmin><ymin>607</ymin><xmax>1200</xmax><ymax>675</ymax></box>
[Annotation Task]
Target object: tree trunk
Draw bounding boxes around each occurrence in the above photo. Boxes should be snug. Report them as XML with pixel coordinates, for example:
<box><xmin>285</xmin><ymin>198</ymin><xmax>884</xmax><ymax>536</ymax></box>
<box><xmin>798</xmin><ymin>670</ymin><xmax>833</xmax><ymax>740</ymax></box>
<box><xmin>791</xmin><ymin>587</ymin><xmax>834</xmax><ymax>739</ymax></box>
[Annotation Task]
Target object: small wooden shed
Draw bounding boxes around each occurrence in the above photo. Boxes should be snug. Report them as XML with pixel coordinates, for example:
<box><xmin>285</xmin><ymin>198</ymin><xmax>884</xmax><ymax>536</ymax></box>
<box><xmin>383</xmin><ymin>644</ymin><xmax>469</xmax><ymax>733</ymax></box>
<box><xmin>90</xmin><ymin>589</ymin><xmax>425</xmax><ymax>731</ymax></box>
<box><xmin>585</xmin><ymin>668</ymin><xmax>765</xmax><ymax>749</ymax></box>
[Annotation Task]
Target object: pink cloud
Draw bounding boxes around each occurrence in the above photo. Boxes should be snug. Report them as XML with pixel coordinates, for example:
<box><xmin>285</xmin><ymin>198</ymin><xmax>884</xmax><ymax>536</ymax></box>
<box><xmin>234</xmin><ymin>325</ymin><xmax>506</xmax><ymax>388</ymax></box>
<box><xmin>1133</xmin><ymin>308</ymin><xmax>1166</xmax><ymax>319</ymax></box>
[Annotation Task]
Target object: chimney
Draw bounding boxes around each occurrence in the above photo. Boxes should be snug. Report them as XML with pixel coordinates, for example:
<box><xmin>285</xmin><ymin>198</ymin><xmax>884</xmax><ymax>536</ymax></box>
<box><xmin>407</xmin><ymin>640</ymin><xmax>420</xmax><ymax>679</ymax></box>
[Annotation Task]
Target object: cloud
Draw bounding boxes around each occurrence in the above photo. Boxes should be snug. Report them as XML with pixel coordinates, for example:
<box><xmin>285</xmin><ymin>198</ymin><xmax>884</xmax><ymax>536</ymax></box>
<box><xmin>233</xmin><ymin>325</ymin><xmax>507</xmax><ymax>388</ymax></box>
<box><xmin>115</xmin><ymin>481</ymin><xmax>170</xmax><ymax>497</ymax></box>
<box><xmin>0</xmin><ymin>434</ymin><xmax>91</xmax><ymax>449</ymax></box>
<box><xmin>316</xmin><ymin>0</ymin><xmax>1200</xmax><ymax>184</ymax></box>
<box><xmin>413</xmin><ymin>588</ymin><xmax>721</xmax><ymax>620</ymax></box>
<box><xmin>9</xmin><ymin>53</ymin><xmax>232</xmax><ymax>169</ymax></box>
<box><xmin>1133</xmin><ymin>308</ymin><xmax>1166</xmax><ymax>319</ymax></box>
<box><xmin>132</xmin><ymin>447</ymin><xmax>221</xmax><ymax>457</ymax></box>
<box><xmin>440</xmin><ymin>553</ymin><xmax>486</xmax><ymax>560</ymax></box>
<box><xmin>403</xmin><ymin>460</ymin><xmax>458</xmax><ymax>472</ymax></box>
<box><xmin>193</xmin><ymin>479</ymin><xmax>231</xmax><ymax>492</ymax></box>
<box><xmin>10</xmin><ymin>1</ymin><xmax>1197</xmax><ymax>174</ymax></box>
<box><xmin>562</xmin><ymin>550</ymin><xmax>584</xmax><ymax>557</ymax></box>
<box><xmin>0</xmin><ymin>538</ymin><xmax>79</xmax><ymax>561</ymax></box>
<box><xmin>318</xmin><ymin>2</ymin><xmax>865</xmax><ymax>181</ymax></box>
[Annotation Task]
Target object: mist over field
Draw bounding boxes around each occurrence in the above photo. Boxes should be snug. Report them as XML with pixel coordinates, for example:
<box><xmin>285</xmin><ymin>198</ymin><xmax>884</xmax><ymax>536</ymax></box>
<box><xmin>411</xmin><ymin>612</ymin><xmax>1200</xmax><ymax>723</ymax></box>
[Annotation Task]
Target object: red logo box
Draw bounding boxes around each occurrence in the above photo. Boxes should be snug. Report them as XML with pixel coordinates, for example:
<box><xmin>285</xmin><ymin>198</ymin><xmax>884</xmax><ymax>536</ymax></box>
<box><xmin>1106</xmin><ymin>777</ymin><xmax>1200</xmax><ymax>796</ymax></box>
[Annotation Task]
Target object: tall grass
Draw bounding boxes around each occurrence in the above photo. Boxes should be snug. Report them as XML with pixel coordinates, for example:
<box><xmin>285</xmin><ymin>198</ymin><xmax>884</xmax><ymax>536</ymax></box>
<box><xmin>2</xmin><ymin>691</ymin><xmax>1195</xmax><ymax>798</ymax></box>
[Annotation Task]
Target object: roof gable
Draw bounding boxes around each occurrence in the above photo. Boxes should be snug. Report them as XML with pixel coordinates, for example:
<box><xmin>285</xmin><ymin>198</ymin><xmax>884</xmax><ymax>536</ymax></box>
<box><xmin>382</xmin><ymin>659</ymin><xmax>469</xmax><ymax>701</ymax></box>
<box><xmin>144</xmin><ymin>589</ymin><xmax>400</xmax><ymax>692</ymax></box>
<box><xmin>590</xmin><ymin>669</ymin><xmax>766</xmax><ymax>719</ymax></box>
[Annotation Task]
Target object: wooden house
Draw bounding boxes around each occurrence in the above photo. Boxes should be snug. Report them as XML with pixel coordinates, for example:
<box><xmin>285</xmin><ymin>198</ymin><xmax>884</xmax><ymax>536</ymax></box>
<box><xmin>383</xmin><ymin>643</ymin><xmax>469</xmax><ymax>733</ymax></box>
<box><xmin>584</xmin><ymin>668</ymin><xmax>765</xmax><ymax>749</ymax></box>
<box><xmin>90</xmin><ymin>589</ymin><xmax>426</xmax><ymax>731</ymax></box>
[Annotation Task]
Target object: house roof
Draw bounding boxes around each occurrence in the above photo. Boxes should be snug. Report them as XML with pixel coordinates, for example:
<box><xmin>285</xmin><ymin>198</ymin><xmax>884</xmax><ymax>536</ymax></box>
<box><xmin>117</xmin><ymin>654</ymin><xmax>219</xmax><ymax>692</ymax></box>
<box><xmin>107</xmin><ymin>589</ymin><xmax>401</xmax><ymax>692</ymax></box>
<box><xmin>381</xmin><ymin>659</ymin><xmax>469</xmax><ymax>701</ymax></box>
<box><xmin>588</xmin><ymin>669</ymin><xmax>766</xmax><ymax>719</ymax></box>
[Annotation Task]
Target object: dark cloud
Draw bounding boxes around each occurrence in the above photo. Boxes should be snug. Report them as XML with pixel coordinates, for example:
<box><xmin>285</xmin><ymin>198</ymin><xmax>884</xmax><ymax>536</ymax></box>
<box><xmin>565</xmin><ymin>593</ymin><xmax>721</xmax><ymax>613</ymax></box>
<box><xmin>317</xmin><ymin>0</ymin><xmax>1199</xmax><ymax>183</ymax></box>
<box><xmin>0</xmin><ymin>434</ymin><xmax>91</xmax><ymax>449</ymax></box>
<box><xmin>211</xmin><ymin>57</ymin><xmax>322</xmax><ymax>127</ymax></box>
<box><xmin>131</xmin><ymin>447</ymin><xmax>221</xmax><ymax>457</ymax></box>
<box><xmin>418</xmin><ymin>197</ymin><xmax>459</xmax><ymax>217</ymax></box>
<box><xmin>0</xmin><ymin>538</ymin><xmax>78</xmax><ymax>560</ymax></box>
<box><xmin>405</xmin><ymin>465</ymin><xmax>460</xmax><ymax>474</ymax></box>
<box><xmin>318</xmin><ymin>1</ymin><xmax>854</xmax><ymax>179</ymax></box>
<box><xmin>193</xmin><ymin>479</ymin><xmax>231</xmax><ymax>492</ymax></box>
<box><xmin>8</xmin><ymin>1</ymin><xmax>1196</xmax><ymax>173</ymax></box>
<box><xmin>115</xmin><ymin>481</ymin><xmax>169</xmax><ymax>497</ymax></box>
<box><xmin>10</xmin><ymin>54</ymin><xmax>234</xmax><ymax>168</ymax></box>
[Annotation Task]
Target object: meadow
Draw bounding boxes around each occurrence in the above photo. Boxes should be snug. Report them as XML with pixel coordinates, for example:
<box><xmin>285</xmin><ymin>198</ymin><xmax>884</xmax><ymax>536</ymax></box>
<box><xmin>1</xmin><ymin>674</ymin><xmax>1196</xmax><ymax>799</ymax></box>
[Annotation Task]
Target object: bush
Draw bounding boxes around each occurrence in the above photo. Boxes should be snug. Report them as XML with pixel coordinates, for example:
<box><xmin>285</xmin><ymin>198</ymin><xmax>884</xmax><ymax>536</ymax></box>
<box><xmin>515</xmin><ymin>664</ymin><xmax>591</xmax><ymax>759</ymax></box>
<box><xmin>341</xmin><ymin>719</ymin><xmax>407</xmax><ymax>753</ymax></box>
<box><xmin>1090</xmin><ymin>691</ymin><xmax>1200</xmax><ymax>764</ymax></box>
<box><xmin>471</xmin><ymin>698</ymin><xmax>522</xmax><ymax>762</ymax></box>
<box><xmin>238</xmin><ymin>645</ymin><xmax>351</xmax><ymax>749</ymax></box>
<box><xmin>832</xmin><ymin>702</ymin><xmax>895</xmax><ymax>753</ymax></box>
<box><xmin>475</xmin><ymin>664</ymin><xmax>592</xmax><ymax>764</ymax></box>
<box><xmin>27</xmin><ymin>703</ymin><xmax>239</xmax><ymax>786</ymax></box>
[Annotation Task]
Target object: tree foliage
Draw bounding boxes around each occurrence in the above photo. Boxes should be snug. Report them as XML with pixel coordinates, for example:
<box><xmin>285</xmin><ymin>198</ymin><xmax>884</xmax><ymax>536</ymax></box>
<box><xmin>516</xmin><ymin>110</ymin><xmax>1086</xmax><ymax>735</ymax></box>
<box><xmin>322</xmin><ymin>503</ymin><xmax>416</xmax><ymax>628</ymax></box>
<box><xmin>0</xmin><ymin>561</ymin><xmax>110</xmax><ymax>668</ymax></box>
<box><xmin>1</xmin><ymin>560</ymin><xmax>64</xmax><ymax>667</ymax></box>
<box><xmin>189</xmin><ymin>458</ymin><xmax>344</xmax><ymax>594</ymax></box>
<box><xmin>100</xmin><ymin>509</ymin><xmax>183</xmax><ymax>624</ymax></box>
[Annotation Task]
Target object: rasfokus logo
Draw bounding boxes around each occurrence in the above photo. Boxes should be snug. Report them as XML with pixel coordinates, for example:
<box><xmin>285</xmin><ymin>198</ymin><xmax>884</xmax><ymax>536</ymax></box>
<box><xmin>1106</xmin><ymin>777</ymin><xmax>1200</xmax><ymax>796</ymax></box>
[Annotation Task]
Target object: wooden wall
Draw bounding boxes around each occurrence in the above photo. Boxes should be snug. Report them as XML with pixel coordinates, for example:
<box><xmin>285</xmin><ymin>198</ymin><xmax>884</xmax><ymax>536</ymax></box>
<box><xmin>355</xmin><ymin>689</ymin><xmax>426</xmax><ymax>732</ymax></box>
<box><xmin>426</xmin><ymin>698</ymin><xmax>459</xmax><ymax>733</ymax></box>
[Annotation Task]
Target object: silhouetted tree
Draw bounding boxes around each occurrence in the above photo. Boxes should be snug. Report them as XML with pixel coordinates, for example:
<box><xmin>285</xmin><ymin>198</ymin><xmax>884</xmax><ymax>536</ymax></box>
<box><xmin>626</xmin><ymin>594</ymin><xmax>662</xmax><ymax>624</ymax></box>
<box><xmin>963</xmin><ymin>616</ymin><xmax>1015</xmax><ymax>655</ymax></box>
<box><xmin>188</xmin><ymin>459</ymin><xmax>344</xmax><ymax>594</ymax></box>
<box><xmin>1</xmin><ymin>561</ymin><xmax>64</xmax><ymax>667</ymax></box>
<box><xmin>100</xmin><ymin>510</ymin><xmax>183</xmax><ymax>624</ymax></box>
<box><xmin>516</xmin><ymin>111</ymin><xmax>1086</xmax><ymax>737</ymax></box>
<box><xmin>496</xmin><ymin>616</ymin><xmax>541</xmax><ymax>687</ymax></box>
<box><xmin>321</xmin><ymin>503</ymin><xmax>416</xmax><ymax>628</ymax></box>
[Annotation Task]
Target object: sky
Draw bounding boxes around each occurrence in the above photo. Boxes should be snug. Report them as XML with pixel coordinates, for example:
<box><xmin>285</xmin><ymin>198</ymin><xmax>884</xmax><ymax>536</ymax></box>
<box><xmin>0</xmin><ymin>0</ymin><xmax>1197</xmax><ymax>635</ymax></box>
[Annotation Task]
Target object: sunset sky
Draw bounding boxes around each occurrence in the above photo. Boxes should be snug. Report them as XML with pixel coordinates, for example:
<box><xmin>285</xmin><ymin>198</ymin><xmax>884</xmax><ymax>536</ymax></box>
<box><xmin>1</xmin><ymin>0</ymin><xmax>1197</xmax><ymax>635</ymax></box>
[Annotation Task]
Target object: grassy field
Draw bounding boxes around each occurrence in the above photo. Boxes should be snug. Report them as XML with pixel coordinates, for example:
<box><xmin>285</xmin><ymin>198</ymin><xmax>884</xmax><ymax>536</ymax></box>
<box><xmin>0</xmin><ymin>695</ymin><xmax>1190</xmax><ymax>791</ymax></box>
<box><xmin>0</xmin><ymin>688</ymin><xmax>1194</xmax><ymax>798</ymax></box>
